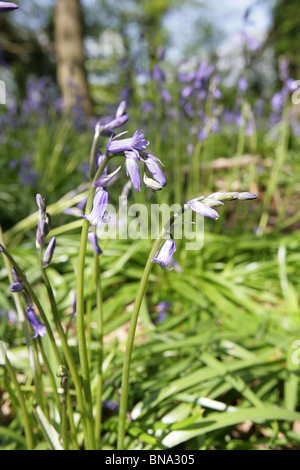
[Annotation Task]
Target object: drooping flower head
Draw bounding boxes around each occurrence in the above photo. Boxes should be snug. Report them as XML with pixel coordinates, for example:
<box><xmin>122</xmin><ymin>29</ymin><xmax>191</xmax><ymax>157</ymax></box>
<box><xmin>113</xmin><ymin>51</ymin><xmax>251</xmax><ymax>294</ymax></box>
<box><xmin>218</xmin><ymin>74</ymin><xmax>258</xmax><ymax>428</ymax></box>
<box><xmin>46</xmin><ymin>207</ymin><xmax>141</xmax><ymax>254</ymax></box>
<box><xmin>26</xmin><ymin>305</ymin><xmax>46</xmax><ymax>339</ymax></box>
<box><xmin>143</xmin><ymin>153</ymin><xmax>167</xmax><ymax>188</ymax></box>
<box><xmin>0</xmin><ymin>2</ymin><xmax>19</xmax><ymax>12</ymax></box>
<box><xmin>151</xmin><ymin>237</ymin><xmax>176</xmax><ymax>271</ymax></box>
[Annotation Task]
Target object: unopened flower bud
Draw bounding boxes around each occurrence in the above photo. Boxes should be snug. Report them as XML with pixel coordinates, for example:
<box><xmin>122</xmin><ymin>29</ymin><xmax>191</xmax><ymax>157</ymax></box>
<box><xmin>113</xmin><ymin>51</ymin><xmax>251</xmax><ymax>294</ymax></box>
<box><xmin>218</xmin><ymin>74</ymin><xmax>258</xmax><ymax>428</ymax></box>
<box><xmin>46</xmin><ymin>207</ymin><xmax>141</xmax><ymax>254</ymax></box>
<box><xmin>143</xmin><ymin>174</ymin><xmax>163</xmax><ymax>192</ymax></box>
<box><xmin>10</xmin><ymin>282</ymin><xmax>24</xmax><ymax>292</ymax></box>
<box><xmin>36</xmin><ymin>219</ymin><xmax>46</xmax><ymax>249</ymax></box>
<box><xmin>43</xmin><ymin>236</ymin><xmax>56</xmax><ymax>268</ymax></box>
<box><xmin>0</xmin><ymin>2</ymin><xmax>19</xmax><ymax>12</ymax></box>
<box><xmin>115</xmin><ymin>100</ymin><xmax>126</xmax><ymax>119</ymax></box>
<box><xmin>208</xmin><ymin>191</ymin><xmax>239</xmax><ymax>201</ymax></box>
<box><xmin>36</xmin><ymin>193</ymin><xmax>46</xmax><ymax>215</ymax></box>
<box><xmin>237</xmin><ymin>192</ymin><xmax>258</xmax><ymax>200</ymax></box>
<box><xmin>201</xmin><ymin>197</ymin><xmax>224</xmax><ymax>207</ymax></box>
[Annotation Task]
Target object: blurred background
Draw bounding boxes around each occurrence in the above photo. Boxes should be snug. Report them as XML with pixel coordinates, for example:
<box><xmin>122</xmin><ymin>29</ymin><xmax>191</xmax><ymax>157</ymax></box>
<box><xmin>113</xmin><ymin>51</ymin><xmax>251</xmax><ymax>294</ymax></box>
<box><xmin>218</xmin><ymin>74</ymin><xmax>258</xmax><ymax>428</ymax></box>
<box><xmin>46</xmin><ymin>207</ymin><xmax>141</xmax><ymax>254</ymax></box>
<box><xmin>1</xmin><ymin>0</ymin><xmax>300</xmax><ymax>450</ymax></box>
<box><xmin>0</xmin><ymin>0</ymin><xmax>299</xmax><ymax>227</ymax></box>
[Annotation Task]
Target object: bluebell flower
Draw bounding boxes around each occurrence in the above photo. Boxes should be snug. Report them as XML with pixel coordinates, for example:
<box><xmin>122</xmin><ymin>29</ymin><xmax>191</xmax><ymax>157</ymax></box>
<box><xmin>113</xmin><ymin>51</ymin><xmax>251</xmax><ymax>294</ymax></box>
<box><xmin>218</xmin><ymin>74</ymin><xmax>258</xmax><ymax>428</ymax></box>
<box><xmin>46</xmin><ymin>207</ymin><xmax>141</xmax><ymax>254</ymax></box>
<box><xmin>87</xmin><ymin>230</ymin><xmax>102</xmax><ymax>256</ymax></box>
<box><xmin>102</xmin><ymin>400</ymin><xmax>120</xmax><ymax>412</ymax></box>
<box><xmin>143</xmin><ymin>154</ymin><xmax>167</xmax><ymax>188</ymax></box>
<box><xmin>106</xmin><ymin>130</ymin><xmax>149</xmax><ymax>157</ymax></box>
<box><xmin>0</xmin><ymin>2</ymin><xmax>18</xmax><ymax>12</ymax></box>
<box><xmin>10</xmin><ymin>282</ymin><xmax>24</xmax><ymax>292</ymax></box>
<box><xmin>26</xmin><ymin>305</ymin><xmax>46</xmax><ymax>339</ymax></box>
<box><xmin>156</xmin><ymin>301</ymin><xmax>171</xmax><ymax>323</ymax></box>
<box><xmin>151</xmin><ymin>238</ymin><xmax>176</xmax><ymax>271</ymax></box>
<box><xmin>94</xmin><ymin>101</ymin><xmax>128</xmax><ymax>137</ymax></box>
<box><xmin>81</xmin><ymin>188</ymin><xmax>109</xmax><ymax>227</ymax></box>
<box><xmin>125</xmin><ymin>151</ymin><xmax>141</xmax><ymax>192</ymax></box>
<box><xmin>43</xmin><ymin>236</ymin><xmax>56</xmax><ymax>268</ymax></box>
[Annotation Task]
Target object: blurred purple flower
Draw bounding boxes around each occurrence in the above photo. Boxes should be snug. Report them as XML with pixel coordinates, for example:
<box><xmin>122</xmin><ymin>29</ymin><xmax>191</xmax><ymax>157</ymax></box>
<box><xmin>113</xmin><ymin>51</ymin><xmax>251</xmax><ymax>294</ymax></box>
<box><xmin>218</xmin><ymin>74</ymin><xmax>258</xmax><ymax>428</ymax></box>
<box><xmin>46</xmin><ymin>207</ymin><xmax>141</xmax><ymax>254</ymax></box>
<box><xmin>0</xmin><ymin>2</ymin><xmax>18</xmax><ymax>12</ymax></box>
<box><xmin>178</xmin><ymin>70</ymin><xmax>196</xmax><ymax>83</ymax></box>
<box><xmin>94</xmin><ymin>101</ymin><xmax>128</xmax><ymax>137</ymax></box>
<box><xmin>238</xmin><ymin>77</ymin><xmax>248</xmax><ymax>92</ymax></box>
<box><xmin>141</xmin><ymin>101</ymin><xmax>154</xmax><ymax>113</ymax></box>
<box><xmin>1</xmin><ymin>309</ymin><xmax>18</xmax><ymax>324</ymax></box>
<box><xmin>161</xmin><ymin>88</ymin><xmax>172</xmax><ymax>103</ymax></box>
<box><xmin>271</xmin><ymin>91</ymin><xmax>284</xmax><ymax>114</ymax></box>
<box><xmin>195</xmin><ymin>61</ymin><xmax>215</xmax><ymax>88</ymax></box>
<box><xmin>181</xmin><ymin>85</ymin><xmax>194</xmax><ymax>100</ymax></box>
<box><xmin>156</xmin><ymin>301</ymin><xmax>171</xmax><ymax>323</ymax></box>
<box><xmin>152</xmin><ymin>64</ymin><xmax>166</xmax><ymax>83</ymax></box>
<box><xmin>209</xmin><ymin>75</ymin><xmax>222</xmax><ymax>99</ymax></box>
<box><xmin>26</xmin><ymin>305</ymin><xmax>46</xmax><ymax>339</ymax></box>
<box><xmin>102</xmin><ymin>400</ymin><xmax>119</xmax><ymax>412</ymax></box>
<box><xmin>155</xmin><ymin>46</ymin><xmax>165</xmax><ymax>61</ymax></box>
<box><xmin>197</xmin><ymin>127</ymin><xmax>209</xmax><ymax>141</ymax></box>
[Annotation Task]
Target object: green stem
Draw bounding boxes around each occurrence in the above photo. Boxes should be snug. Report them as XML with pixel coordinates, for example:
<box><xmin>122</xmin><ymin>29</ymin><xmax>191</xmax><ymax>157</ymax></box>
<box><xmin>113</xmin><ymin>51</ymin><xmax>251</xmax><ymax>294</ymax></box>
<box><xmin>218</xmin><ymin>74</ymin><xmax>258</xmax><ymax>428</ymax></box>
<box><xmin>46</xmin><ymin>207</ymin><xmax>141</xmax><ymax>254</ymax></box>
<box><xmin>76</xmin><ymin>155</ymin><xmax>110</xmax><ymax>449</ymax></box>
<box><xmin>37</xmin><ymin>337</ymin><xmax>62</xmax><ymax>420</ymax></box>
<box><xmin>258</xmin><ymin>106</ymin><xmax>289</xmax><ymax>235</ymax></box>
<box><xmin>31</xmin><ymin>339</ymin><xmax>48</xmax><ymax>418</ymax></box>
<box><xmin>117</xmin><ymin>209</ymin><xmax>183</xmax><ymax>449</ymax></box>
<box><xmin>94</xmin><ymin>251</ymin><xmax>104</xmax><ymax>447</ymax></box>
<box><xmin>38</xmin><ymin>251</ymin><xmax>87</xmax><ymax>449</ymax></box>
<box><xmin>1</xmin><ymin>345</ymin><xmax>34</xmax><ymax>449</ymax></box>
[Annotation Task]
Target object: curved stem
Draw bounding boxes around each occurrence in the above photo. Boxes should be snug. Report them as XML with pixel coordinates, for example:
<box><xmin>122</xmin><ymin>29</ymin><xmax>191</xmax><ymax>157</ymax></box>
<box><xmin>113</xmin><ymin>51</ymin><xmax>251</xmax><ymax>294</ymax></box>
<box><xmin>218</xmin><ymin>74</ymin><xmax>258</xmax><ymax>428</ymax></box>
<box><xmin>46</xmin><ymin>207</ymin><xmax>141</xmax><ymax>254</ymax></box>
<box><xmin>94</xmin><ymin>252</ymin><xmax>104</xmax><ymax>447</ymax></box>
<box><xmin>75</xmin><ymin>155</ymin><xmax>110</xmax><ymax>449</ymax></box>
<box><xmin>117</xmin><ymin>208</ymin><xmax>183</xmax><ymax>450</ymax></box>
<box><xmin>117</xmin><ymin>236</ymin><xmax>162</xmax><ymax>449</ymax></box>
<box><xmin>38</xmin><ymin>251</ymin><xmax>87</xmax><ymax>448</ymax></box>
<box><xmin>1</xmin><ymin>346</ymin><xmax>34</xmax><ymax>450</ymax></box>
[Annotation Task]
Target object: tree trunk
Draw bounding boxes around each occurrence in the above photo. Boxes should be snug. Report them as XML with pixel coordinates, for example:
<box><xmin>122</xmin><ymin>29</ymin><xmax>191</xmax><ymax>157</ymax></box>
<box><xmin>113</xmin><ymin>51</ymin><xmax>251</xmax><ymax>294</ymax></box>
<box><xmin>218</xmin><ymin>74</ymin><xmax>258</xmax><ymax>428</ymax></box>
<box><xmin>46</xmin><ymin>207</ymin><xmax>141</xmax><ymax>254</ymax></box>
<box><xmin>54</xmin><ymin>0</ymin><xmax>92</xmax><ymax>116</ymax></box>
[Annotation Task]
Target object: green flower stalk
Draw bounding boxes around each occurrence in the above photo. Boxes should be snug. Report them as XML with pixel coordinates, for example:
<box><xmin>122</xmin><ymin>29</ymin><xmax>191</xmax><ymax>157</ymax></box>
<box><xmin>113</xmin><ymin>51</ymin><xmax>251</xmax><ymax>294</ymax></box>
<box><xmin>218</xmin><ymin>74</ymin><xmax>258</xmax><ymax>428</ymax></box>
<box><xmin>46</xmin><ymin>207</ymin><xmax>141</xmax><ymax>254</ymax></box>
<box><xmin>117</xmin><ymin>190</ymin><xmax>257</xmax><ymax>449</ymax></box>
